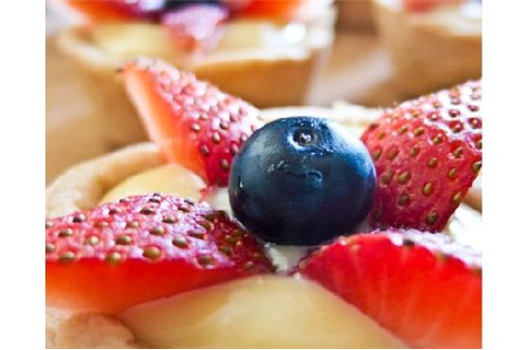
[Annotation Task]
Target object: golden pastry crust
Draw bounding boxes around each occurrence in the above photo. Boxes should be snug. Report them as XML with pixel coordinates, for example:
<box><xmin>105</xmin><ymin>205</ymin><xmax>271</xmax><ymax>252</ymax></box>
<box><xmin>47</xmin><ymin>309</ymin><xmax>142</xmax><ymax>349</ymax></box>
<box><xmin>372</xmin><ymin>0</ymin><xmax>481</xmax><ymax>98</ymax></box>
<box><xmin>46</xmin><ymin>308</ymin><xmax>70</xmax><ymax>348</ymax></box>
<box><xmin>46</xmin><ymin>143</ymin><xmax>164</xmax><ymax>218</ymax></box>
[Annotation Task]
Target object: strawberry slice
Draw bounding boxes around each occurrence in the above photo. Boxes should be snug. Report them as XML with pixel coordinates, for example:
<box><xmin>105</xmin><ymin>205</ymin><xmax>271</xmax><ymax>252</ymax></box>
<box><xmin>228</xmin><ymin>0</ymin><xmax>321</xmax><ymax>21</ymax></box>
<box><xmin>64</xmin><ymin>0</ymin><xmax>163</xmax><ymax>22</ymax></box>
<box><xmin>402</xmin><ymin>0</ymin><xmax>440</xmax><ymax>12</ymax></box>
<box><xmin>299</xmin><ymin>230</ymin><xmax>482</xmax><ymax>349</ymax></box>
<box><xmin>122</xmin><ymin>59</ymin><xmax>262</xmax><ymax>187</ymax></box>
<box><xmin>361</xmin><ymin>81</ymin><xmax>482</xmax><ymax>231</ymax></box>
<box><xmin>162</xmin><ymin>4</ymin><xmax>229</xmax><ymax>51</ymax></box>
<box><xmin>402</xmin><ymin>0</ymin><xmax>461</xmax><ymax>13</ymax></box>
<box><xmin>46</xmin><ymin>194</ymin><xmax>273</xmax><ymax>313</ymax></box>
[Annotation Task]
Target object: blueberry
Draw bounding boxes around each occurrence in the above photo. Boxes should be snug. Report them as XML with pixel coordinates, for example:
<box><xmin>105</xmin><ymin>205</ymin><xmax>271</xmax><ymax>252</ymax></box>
<box><xmin>162</xmin><ymin>0</ymin><xmax>221</xmax><ymax>11</ymax></box>
<box><xmin>125</xmin><ymin>1</ymin><xmax>223</xmax><ymax>21</ymax></box>
<box><xmin>228</xmin><ymin>117</ymin><xmax>377</xmax><ymax>246</ymax></box>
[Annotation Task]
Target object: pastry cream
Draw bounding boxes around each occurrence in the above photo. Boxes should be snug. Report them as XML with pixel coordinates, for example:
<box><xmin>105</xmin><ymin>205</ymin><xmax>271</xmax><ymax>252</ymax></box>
<box><xmin>102</xmin><ymin>163</ymin><xmax>206</xmax><ymax>205</ymax></box>
<box><xmin>118</xmin><ymin>275</ymin><xmax>406</xmax><ymax>349</ymax></box>
<box><xmin>90</xmin><ymin>20</ymin><xmax>310</xmax><ymax>68</ymax></box>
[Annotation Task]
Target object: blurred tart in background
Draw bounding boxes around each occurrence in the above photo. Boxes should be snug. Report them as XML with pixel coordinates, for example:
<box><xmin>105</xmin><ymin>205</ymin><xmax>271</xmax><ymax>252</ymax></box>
<box><xmin>51</xmin><ymin>0</ymin><xmax>335</xmax><ymax>146</ymax></box>
<box><xmin>372</xmin><ymin>0</ymin><xmax>481</xmax><ymax>97</ymax></box>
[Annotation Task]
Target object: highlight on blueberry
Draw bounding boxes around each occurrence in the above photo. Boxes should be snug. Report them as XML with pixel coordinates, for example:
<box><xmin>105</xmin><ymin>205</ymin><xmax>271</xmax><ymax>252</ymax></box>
<box><xmin>228</xmin><ymin>117</ymin><xmax>377</xmax><ymax>246</ymax></box>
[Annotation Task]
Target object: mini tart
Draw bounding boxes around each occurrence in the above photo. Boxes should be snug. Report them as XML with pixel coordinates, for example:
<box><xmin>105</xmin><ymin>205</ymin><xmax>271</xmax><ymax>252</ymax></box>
<box><xmin>45</xmin><ymin>104</ymin><xmax>376</xmax><ymax>348</ymax></box>
<box><xmin>372</xmin><ymin>0</ymin><xmax>481</xmax><ymax>97</ymax></box>
<box><xmin>55</xmin><ymin>10</ymin><xmax>334</xmax><ymax>147</ymax></box>
<box><xmin>45</xmin><ymin>105</ymin><xmax>480</xmax><ymax>349</ymax></box>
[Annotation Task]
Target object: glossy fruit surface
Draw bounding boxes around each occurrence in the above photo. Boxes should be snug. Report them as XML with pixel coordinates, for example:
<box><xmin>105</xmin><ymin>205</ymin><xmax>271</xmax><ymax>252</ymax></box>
<box><xmin>163</xmin><ymin>0</ymin><xmax>221</xmax><ymax>11</ymax></box>
<box><xmin>402</xmin><ymin>0</ymin><xmax>442</xmax><ymax>12</ymax></box>
<box><xmin>65</xmin><ymin>0</ymin><xmax>164</xmax><ymax>22</ymax></box>
<box><xmin>46</xmin><ymin>194</ymin><xmax>272</xmax><ymax>313</ymax></box>
<box><xmin>122</xmin><ymin>58</ymin><xmax>262</xmax><ymax>187</ymax></box>
<box><xmin>361</xmin><ymin>81</ymin><xmax>482</xmax><ymax>231</ymax></box>
<box><xmin>65</xmin><ymin>0</ymin><xmax>313</xmax><ymax>22</ymax></box>
<box><xmin>229</xmin><ymin>117</ymin><xmax>376</xmax><ymax>246</ymax></box>
<box><xmin>299</xmin><ymin>230</ymin><xmax>482</xmax><ymax>349</ymax></box>
<box><xmin>229</xmin><ymin>0</ymin><xmax>325</xmax><ymax>20</ymax></box>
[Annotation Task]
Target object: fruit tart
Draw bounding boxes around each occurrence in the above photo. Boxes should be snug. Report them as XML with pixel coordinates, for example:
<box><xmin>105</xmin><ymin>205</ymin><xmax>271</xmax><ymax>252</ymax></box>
<box><xmin>46</xmin><ymin>59</ymin><xmax>482</xmax><ymax>348</ymax></box>
<box><xmin>51</xmin><ymin>0</ymin><xmax>335</xmax><ymax>146</ymax></box>
<box><xmin>372</xmin><ymin>0</ymin><xmax>481</xmax><ymax>98</ymax></box>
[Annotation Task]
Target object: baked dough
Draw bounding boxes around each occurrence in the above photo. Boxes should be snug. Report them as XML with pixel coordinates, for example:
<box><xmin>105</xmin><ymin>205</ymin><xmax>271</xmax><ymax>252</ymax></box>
<box><xmin>464</xmin><ymin>172</ymin><xmax>482</xmax><ymax>211</ymax></box>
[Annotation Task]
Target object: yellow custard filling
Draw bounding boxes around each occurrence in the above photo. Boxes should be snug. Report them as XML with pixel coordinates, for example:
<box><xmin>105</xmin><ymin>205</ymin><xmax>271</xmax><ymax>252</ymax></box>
<box><xmin>101</xmin><ymin>163</ymin><xmax>230</xmax><ymax>214</ymax></box>
<box><xmin>102</xmin><ymin>163</ymin><xmax>206</xmax><ymax>204</ymax></box>
<box><xmin>90</xmin><ymin>20</ymin><xmax>310</xmax><ymax>65</ymax></box>
<box><xmin>118</xmin><ymin>275</ymin><xmax>406</xmax><ymax>349</ymax></box>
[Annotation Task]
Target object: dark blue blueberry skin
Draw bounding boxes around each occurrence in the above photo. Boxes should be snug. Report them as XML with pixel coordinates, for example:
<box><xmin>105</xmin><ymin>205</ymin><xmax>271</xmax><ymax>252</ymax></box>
<box><xmin>163</xmin><ymin>0</ymin><xmax>221</xmax><ymax>11</ymax></box>
<box><xmin>140</xmin><ymin>1</ymin><xmax>224</xmax><ymax>22</ymax></box>
<box><xmin>228</xmin><ymin>117</ymin><xmax>377</xmax><ymax>246</ymax></box>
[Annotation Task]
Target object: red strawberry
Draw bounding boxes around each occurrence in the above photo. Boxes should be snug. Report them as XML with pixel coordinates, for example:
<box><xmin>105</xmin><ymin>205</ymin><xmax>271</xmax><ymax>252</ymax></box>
<box><xmin>228</xmin><ymin>0</ymin><xmax>323</xmax><ymax>21</ymax></box>
<box><xmin>402</xmin><ymin>0</ymin><xmax>445</xmax><ymax>12</ymax></box>
<box><xmin>162</xmin><ymin>4</ymin><xmax>229</xmax><ymax>51</ymax></box>
<box><xmin>46</xmin><ymin>194</ymin><xmax>273</xmax><ymax>313</ymax></box>
<box><xmin>299</xmin><ymin>230</ymin><xmax>482</xmax><ymax>349</ymax></box>
<box><xmin>361</xmin><ymin>81</ymin><xmax>482</xmax><ymax>231</ymax></box>
<box><xmin>122</xmin><ymin>58</ymin><xmax>262</xmax><ymax>187</ymax></box>
<box><xmin>65</xmin><ymin>0</ymin><xmax>163</xmax><ymax>22</ymax></box>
